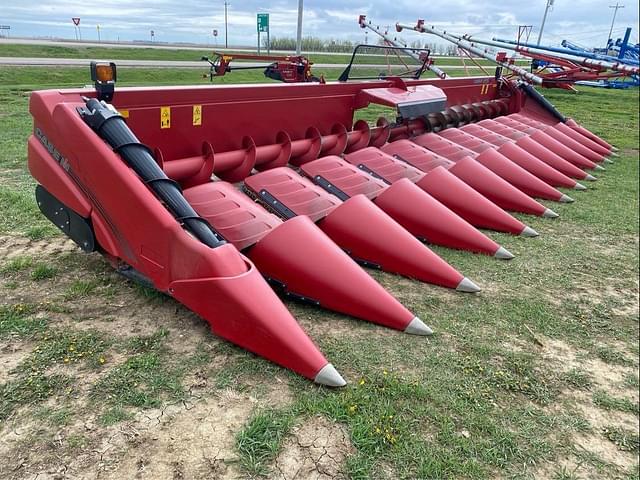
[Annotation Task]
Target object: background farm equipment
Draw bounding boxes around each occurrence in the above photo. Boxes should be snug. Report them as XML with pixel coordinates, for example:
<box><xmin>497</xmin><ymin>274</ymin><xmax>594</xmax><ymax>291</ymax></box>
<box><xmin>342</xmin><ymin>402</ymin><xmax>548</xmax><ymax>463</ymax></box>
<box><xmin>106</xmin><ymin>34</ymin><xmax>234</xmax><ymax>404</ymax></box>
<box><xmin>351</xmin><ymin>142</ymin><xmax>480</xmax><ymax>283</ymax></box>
<box><xmin>357</xmin><ymin>15</ymin><xmax>448</xmax><ymax>79</ymax></box>
<box><xmin>392</xmin><ymin>18</ymin><xmax>639</xmax><ymax>91</ymax></box>
<box><xmin>201</xmin><ymin>51</ymin><xmax>321</xmax><ymax>83</ymax></box>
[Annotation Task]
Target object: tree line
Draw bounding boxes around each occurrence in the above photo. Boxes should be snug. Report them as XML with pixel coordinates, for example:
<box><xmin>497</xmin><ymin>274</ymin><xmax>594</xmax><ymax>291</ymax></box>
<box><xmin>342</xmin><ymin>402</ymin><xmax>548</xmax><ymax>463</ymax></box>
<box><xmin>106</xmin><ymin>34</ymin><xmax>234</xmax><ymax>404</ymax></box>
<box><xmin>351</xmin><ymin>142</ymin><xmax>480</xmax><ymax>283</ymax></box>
<box><xmin>264</xmin><ymin>36</ymin><xmax>459</xmax><ymax>55</ymax></box>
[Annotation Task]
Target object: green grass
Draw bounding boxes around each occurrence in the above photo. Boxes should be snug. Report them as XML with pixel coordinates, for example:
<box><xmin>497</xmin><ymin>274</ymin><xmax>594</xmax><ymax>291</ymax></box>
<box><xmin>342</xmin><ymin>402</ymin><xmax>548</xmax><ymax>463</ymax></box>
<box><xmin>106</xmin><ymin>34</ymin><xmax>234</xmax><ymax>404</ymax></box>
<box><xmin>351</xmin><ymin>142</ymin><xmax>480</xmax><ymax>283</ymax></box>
<box><xmin>602</xmin><ymin>426</ymin><xmax>640</xmax><ymax>453</ymax></box>
<box><xmin>90</xmin><ymin>329</ymin><xmax>186</xmax><ymax>414</ymax></box>
<box><xmin>592</xmin><ymin>391</ymin><xmax>639</xmax><ymax>416</ymax></box>
<box><xmin>0</xmin><ymin>372</ymin><xmax>72</xmax><ymax>422</ymax></box>
<box><xmin>33</xmin><ymin>406</ymin><xmax>73</xmax><ymax>426</ymax></box>
<box><xmin>30</xmin><ymin>262</ymin><xmax>58</xmax><ymax>280</ymax></box>
<box><xmin>92</xmin><ymin>351</ymin><xmax>185</xmax><ymax>409</ymax></box>
<box><xmin>596</xmin><ymin>345</ymin><xmax>634</xmax><ymax>367</ymax></box>
<box><xmin>0</xmin><ymin>303</ymin><xmax>46</xmax><ymax>338</ymax></box>
<box><xmin>236</xmin><ymin>409</ymin><xmax>297</xmax><ymax>475</ymax></box>
<box><xmin>562</xmin><ymin>368</ymin><xmax>594</xmax><ymax>390</ymax></box>
<box><xmin>0</xmin><ymin>64</ymin><xmax>637</xmax><ymax>479</ymax></box>
<box><xmin>98</xmin><ymin>406</ymin><xmax>134</xmax><ymax>426</ymax></box>
<box><xmin>20</xmin><ymin>329</ymin><xmax>110</xmax><ymax>372</ymax></box>
<box><xmin>63</xmin><ymin>279</ymin><xmax>100</xmax><ymax>299</ymax></box>
<box><xmin>1</xmin><ymin>255</ymin><xmax>33</xmax><ymax>273</ymax></box>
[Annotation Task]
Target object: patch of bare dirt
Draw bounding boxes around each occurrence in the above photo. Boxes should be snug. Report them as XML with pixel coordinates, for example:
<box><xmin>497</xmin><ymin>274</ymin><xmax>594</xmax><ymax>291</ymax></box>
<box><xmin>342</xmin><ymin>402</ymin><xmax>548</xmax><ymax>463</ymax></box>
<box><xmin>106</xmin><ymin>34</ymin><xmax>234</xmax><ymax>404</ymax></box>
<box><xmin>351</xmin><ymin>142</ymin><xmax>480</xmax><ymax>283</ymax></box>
<box><xmin>541</xmin><ymin>338</ymin><xmax>637</xmax><ymax>400</ymax></box>
<box><xmin>566</xmin><ymin>390</ymin><xmax>638</xmax><ymax>469</ymax></box>
<box><xmin>0</xmin><ymin>342</ymin><xmax>31</xmax><ymax>383</ymax></box>
<box><xmin>536</xmin><ymin>339</ymin><xmax>639</xmax><ymax>473</ymax></box>
<box><xmin>570</xmin><ymin>282</ymin><xmax>640</xmax><ymax>319</ymax></box>
<box><xmin>531</xmin><ymin>455</ymin><xmax>604</xmax><ymax>480</ymax></box>
<box><xmin>0</xmin><ymin>235</ymin><xmax>77</xmax><ymax>260</ymax></box>
<box><xmin>572</xmin><ymin>431</ymin><xmax>638</xmax><ymax>472</ymax></box>
<box><xmin>1</xmin><ymin>386</ymin><xmax>293</xmax><ymax>480</ymax></box>
<box><xmin>93</xmin><ymin>392</ymin><xmax>253</xmax><ymax>480</ymax></box>
<box><xmin>273</xmin><ymin>415</ymin><xmax>354</xmax><ymax>480</ymax></box>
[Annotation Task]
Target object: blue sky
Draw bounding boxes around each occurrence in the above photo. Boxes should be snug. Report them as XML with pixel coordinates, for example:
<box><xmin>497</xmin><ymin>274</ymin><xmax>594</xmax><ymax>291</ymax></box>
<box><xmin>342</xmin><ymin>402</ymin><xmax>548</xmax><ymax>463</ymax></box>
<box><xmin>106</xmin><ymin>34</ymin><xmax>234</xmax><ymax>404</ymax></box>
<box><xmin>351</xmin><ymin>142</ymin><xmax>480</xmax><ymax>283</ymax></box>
<box><xmin>1</xmin><ymin>0</ymin><xmax>638</xmax><ymax>48</ymax></box>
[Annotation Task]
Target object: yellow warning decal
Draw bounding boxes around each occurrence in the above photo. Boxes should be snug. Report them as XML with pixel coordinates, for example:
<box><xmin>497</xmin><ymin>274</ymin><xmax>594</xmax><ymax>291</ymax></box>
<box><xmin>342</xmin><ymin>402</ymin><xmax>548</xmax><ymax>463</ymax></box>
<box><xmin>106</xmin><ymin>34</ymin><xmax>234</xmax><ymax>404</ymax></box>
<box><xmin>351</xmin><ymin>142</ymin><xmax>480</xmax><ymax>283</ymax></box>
<box><xmin>192</xmin><ymin>104</ymin><xmax>202</xmax><ymax>126</ymax></box>
<box><xmin>160</xmin><ymin>106</ymin><xmax>171</xmax><ymax>129</ymax></box>
<box><xmin>119</xmin><ymin>109</ymin><xmax>129</xmax><ymax>118</ymax></box>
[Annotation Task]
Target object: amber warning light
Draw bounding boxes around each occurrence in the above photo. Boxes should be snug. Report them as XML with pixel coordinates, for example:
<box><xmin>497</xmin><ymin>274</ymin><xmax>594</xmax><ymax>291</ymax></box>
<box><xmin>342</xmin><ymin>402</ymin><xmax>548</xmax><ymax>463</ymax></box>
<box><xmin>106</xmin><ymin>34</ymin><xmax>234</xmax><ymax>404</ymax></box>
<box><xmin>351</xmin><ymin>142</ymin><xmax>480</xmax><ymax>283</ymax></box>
<box><xmin>90</xmin><ymin>61</ymin><xmax>117</xmax><ymax>101</ymax></box>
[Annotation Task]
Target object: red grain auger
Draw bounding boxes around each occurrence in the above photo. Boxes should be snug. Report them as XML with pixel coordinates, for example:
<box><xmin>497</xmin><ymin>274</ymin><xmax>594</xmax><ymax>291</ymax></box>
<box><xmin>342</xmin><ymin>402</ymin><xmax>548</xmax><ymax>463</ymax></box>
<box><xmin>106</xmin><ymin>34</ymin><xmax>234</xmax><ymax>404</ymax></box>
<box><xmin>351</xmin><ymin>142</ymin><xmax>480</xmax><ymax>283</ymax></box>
<box><xmin>27</xmin><ymin>34</ymin><xmax>615</xmax><ymax>384</ymax></box>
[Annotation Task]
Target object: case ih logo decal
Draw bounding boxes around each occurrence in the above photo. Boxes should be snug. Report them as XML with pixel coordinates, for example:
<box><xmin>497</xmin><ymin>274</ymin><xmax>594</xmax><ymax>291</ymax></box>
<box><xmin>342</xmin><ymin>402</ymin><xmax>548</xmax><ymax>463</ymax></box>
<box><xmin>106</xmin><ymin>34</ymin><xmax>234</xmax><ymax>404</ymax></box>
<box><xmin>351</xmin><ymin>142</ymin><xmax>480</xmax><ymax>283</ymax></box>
<box><xmin>35</xmin><ymin>127</ymin><xmax>71</xmax><ymax>172</ymax></box>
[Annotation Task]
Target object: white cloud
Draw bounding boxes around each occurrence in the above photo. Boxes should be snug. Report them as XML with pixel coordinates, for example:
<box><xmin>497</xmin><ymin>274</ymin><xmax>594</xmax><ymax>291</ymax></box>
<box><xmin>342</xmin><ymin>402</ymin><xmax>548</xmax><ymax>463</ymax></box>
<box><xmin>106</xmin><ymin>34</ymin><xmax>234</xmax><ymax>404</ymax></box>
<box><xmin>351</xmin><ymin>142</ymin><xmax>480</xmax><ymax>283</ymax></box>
<box><xmin>1</xmin><ymin>0</ymin><xmax>638</xmax><ymax>47</ymax></box>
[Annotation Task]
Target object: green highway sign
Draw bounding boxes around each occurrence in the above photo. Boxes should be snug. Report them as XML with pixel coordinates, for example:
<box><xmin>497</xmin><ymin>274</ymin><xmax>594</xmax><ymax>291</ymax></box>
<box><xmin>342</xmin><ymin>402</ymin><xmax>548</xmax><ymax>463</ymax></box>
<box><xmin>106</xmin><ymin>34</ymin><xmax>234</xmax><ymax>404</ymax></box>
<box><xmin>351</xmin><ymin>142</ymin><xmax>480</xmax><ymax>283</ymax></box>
<box><xmin>257</xmin><ymin>13</ymin><xmax>269</xmax><ymax>33</ymax></box>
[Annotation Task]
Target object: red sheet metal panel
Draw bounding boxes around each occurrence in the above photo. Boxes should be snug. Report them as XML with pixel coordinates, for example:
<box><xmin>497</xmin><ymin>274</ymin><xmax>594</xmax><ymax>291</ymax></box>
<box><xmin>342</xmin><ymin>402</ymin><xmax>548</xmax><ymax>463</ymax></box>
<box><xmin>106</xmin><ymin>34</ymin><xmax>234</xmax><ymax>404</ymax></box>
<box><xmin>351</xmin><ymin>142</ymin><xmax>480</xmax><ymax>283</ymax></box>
<box><xmin>478</xmin><ymin>118</ymin><xmax>590</xmax><ymax>179</ymax></box>
<box><xmin>343</xmin><ymin>147</ymin><xmax>425</xmax><ymax>183</ymax></box>
<box><xmin>412</xmin><ymin>132</ymin><xmax>476</xmax><ymax>161</ymax></box>
<box><xmin>244</xmin><ymin>167</ymin><xmax>340</xmax><ymax>222</ymax></box>
<box><xmin>184</xmin><ymin>182</ymin><xmax>281</xmax><ymax>251</ymax></box>
<box><xmin>318</xmin><ymin>195</ymin><xmax>467</xmax><ymax>288</ymax></box>
<box><xmin>249</xmin><ymin>215</ymin><xmax>416</xmax><ymax>331</ymax></box>
<box><xmin>379</xmin><ymin>140</ymin><xmax>454</xmax><ymax>173</ymax></box>
<box><xmin>299</xmin><ymin>155</ymin><xmax>387</xmax><ymax>200</ymax></box>
<box><xmin>302</xmin><ymin>155</ymin><xmax>503</xmax><ymax>257</ymax></box>
<box><xmin>373</xmin><ymin>179</ymin><xmax>502</xmax><ymax>256</ymax></box>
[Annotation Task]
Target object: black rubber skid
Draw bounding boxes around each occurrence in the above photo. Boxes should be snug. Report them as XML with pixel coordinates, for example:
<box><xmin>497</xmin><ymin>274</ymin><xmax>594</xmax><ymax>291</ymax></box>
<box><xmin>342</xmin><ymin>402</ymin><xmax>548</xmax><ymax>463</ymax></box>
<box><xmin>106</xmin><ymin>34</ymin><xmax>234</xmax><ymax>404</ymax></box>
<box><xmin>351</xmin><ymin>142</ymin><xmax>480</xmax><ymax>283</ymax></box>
<box><xmin>79</xmin><ymin>98</ymin><xmax>225</xmax><ymax>248</ymax></box>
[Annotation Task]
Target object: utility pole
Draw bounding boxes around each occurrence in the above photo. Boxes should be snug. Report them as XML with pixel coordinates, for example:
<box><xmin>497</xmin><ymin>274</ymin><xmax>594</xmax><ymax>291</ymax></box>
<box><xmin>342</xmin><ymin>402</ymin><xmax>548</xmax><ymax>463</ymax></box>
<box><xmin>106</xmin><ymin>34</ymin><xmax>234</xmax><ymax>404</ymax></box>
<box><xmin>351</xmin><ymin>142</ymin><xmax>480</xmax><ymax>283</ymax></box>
<box><xmin>224</xmin><ymin>1</ymin><xmax>229</xmax><ymax>49</ymax></box>
<box><xmin>295</xmin><ymin>0</ymin><xmax>303</xmax><ymax>55</ymax></box>
<box><xmin>536</xmin><ymin>0</ymin><xmax>554</xmax><ymax>46</ymax></box>
<box><xmin>607</xmin><ymin>2</ymin><xmax>624</xmax><ymax>47</ymax></box>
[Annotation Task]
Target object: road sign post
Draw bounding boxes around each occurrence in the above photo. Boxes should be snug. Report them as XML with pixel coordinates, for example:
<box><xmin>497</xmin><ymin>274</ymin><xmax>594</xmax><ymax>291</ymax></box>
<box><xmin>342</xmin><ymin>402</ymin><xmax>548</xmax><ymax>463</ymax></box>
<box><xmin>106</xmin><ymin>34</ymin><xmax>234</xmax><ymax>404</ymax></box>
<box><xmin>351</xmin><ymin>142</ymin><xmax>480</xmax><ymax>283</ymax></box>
<box><xmin>0</xmin><ymin>25</ymin><xmax>10</xmax><ymax>38</ymax></box>
<box><xmin>257</xmin><ymin>13</ymin><xmax>269</xmax><ymax>54</ymax></box>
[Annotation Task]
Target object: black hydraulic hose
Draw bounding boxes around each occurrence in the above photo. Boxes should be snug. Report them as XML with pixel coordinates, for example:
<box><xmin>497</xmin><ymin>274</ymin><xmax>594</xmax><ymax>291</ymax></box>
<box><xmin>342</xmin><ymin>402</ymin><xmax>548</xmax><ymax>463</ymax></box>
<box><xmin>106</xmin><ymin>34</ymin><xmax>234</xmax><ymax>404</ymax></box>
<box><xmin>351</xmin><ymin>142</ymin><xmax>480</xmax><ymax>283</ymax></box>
<box><xmin>518</xmin><ymin>83</ymin><xmax>567</xmax><ymax>123</ymax></box>
<box><xmin>78</xmin><ymin>98</ymin><xmax>225</xmax><ymax>248</ymax></box>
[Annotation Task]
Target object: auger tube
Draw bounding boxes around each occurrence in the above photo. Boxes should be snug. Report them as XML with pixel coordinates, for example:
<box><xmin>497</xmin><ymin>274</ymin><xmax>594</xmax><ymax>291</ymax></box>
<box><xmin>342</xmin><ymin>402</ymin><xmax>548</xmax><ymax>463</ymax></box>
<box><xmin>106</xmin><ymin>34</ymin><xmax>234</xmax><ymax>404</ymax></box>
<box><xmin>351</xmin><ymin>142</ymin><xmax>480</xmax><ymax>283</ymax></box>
<box><xmin>495</xmin><ymin>36</ymin><xmax>640</xmax><ymax>67</ymax></box>
<box><xmin>359</xmin><ymin>15</ymin><xmax>448</xmax><ymax>79</ymax></box>
<box><xmin>396</xmin><ymin>21</ymin><xmax>544</xmax><ymax>85</ymax></box>
<box><xmin>462</xmin><ymin>34</ymin><xmax>640</xmax><ymax>76</ymax></box>
<box><xmin>79</xmin><ymin>98</ymin><xmax>226</xmax><ymax>249</ymax></box>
